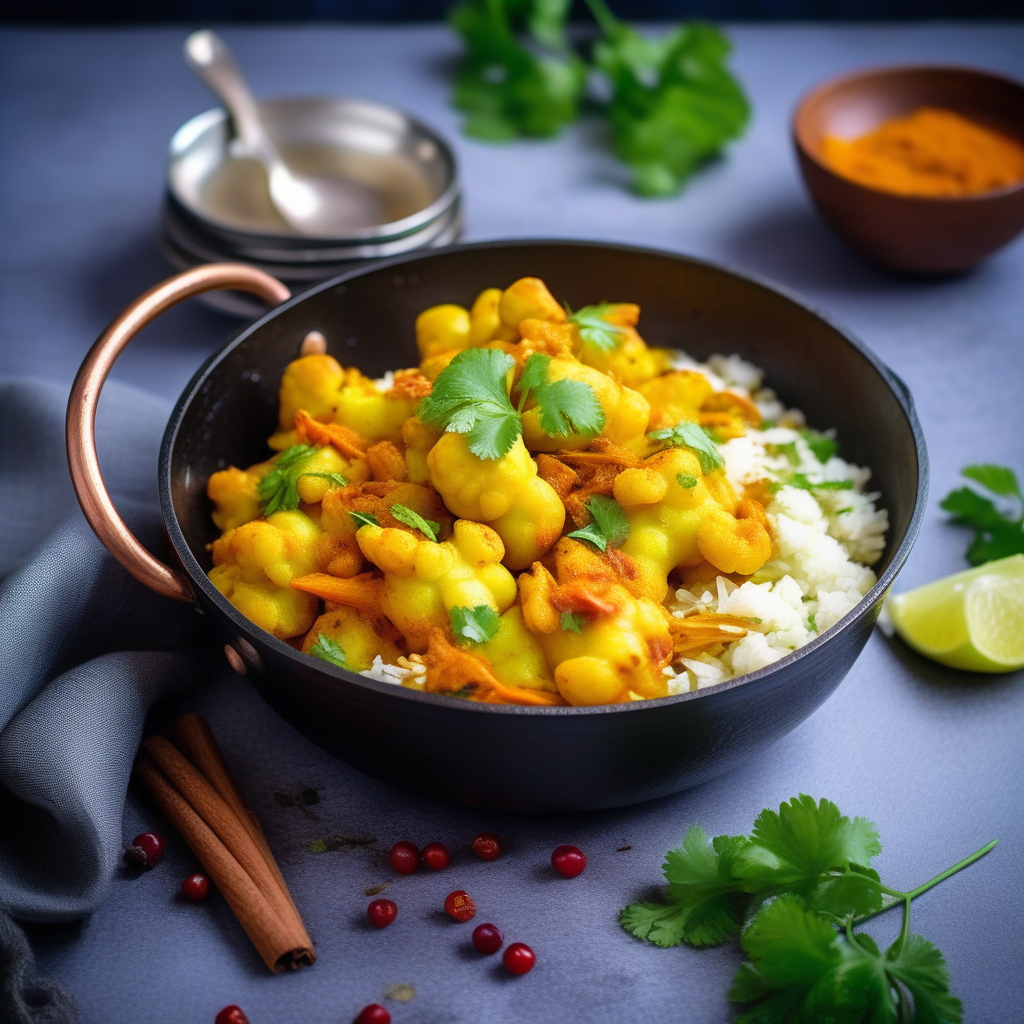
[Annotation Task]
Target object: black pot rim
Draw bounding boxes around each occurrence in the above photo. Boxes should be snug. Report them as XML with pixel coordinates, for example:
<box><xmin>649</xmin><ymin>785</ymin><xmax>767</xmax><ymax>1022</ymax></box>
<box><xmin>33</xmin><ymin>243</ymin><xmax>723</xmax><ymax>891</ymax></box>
<box><xmin>159</xmin><ymin>238</ymin><xmax>929</xmax><ymax>718</ymax></box>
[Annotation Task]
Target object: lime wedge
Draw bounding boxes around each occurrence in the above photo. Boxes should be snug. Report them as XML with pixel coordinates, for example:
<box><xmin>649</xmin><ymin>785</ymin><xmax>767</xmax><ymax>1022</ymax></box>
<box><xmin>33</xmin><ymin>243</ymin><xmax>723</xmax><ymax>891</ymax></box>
<box><xmin>888</xmin><ymin>554</ymin><xmax>1024</xmax><ymax>673</ymax></box>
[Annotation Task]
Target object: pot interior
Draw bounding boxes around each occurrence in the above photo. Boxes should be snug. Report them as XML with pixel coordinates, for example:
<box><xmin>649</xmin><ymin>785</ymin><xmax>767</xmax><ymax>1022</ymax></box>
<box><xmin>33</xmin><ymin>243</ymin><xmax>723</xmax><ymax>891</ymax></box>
<box><xmin>165</xmin><ymin>240</ymin><xmax>923</xmax><ymax>591</ymax></box>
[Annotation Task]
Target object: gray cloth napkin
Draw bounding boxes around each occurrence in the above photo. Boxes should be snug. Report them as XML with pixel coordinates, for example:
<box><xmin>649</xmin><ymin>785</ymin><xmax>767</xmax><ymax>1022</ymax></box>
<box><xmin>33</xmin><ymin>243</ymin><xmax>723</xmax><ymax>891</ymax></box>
<box><xmin>0</xmin><ymin>378</ymin><xmax>208</xmax><ymax>1021</ymax></box>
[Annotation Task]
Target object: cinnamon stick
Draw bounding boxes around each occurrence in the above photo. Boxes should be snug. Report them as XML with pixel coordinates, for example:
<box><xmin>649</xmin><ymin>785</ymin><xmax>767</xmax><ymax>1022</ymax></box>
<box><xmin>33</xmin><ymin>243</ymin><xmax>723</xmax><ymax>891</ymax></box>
<box><xmin>142</xmin><ymin>737</ymin><xmax>310</xmax><ymax>954</ymax></box>
<box><xmin>172</xmin><ymin>713</ymin><xmax>291</xmax><ymax>899</ymax></box>
<box><xmin>135</xmin><ymin>753</ymin><xmax>313</xmax><ymax>971</ymax></box>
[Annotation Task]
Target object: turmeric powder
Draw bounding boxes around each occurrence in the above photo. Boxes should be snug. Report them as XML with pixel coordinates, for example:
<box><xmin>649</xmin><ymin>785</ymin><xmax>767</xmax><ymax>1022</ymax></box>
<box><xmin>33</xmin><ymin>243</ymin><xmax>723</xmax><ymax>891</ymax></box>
<box><xmin>821</xmin><ymin>107</ymin><xmax>1024</xmax><ymax>197</ymax></box>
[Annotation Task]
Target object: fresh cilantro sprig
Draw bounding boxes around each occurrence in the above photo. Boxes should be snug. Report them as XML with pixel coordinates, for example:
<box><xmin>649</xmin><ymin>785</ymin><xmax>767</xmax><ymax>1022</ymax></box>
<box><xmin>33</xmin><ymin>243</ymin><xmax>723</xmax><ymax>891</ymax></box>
<box><xmin>390</xmin><ymin>503</ymin><xmax>440</xmax><ymax>542</ymax></box>
<box><xmin>729</xmin><ymin>896</ymin><xmax>964</xmax><ymax>1024</ymax></box>
<box><xmin>418</xmin><ymin>348</ymin><xmax>521</xmax><ymax>460</ymax></box>
<box><xmin>309</xmin><ymin>634</ymin><xmax>350</xmax><ymax>670</ymax></box>
<box><xmin>587</xmin><ymin>1</ymin><xmax>750</xmax><ymax>196</ymax></box>
<box><xmin>621</xmin><ymin>797</ymin><xmax>885</xmax><ymax>949</ymax></box>
<box><xmin>515</xmin><ymin>352</ymin><xmax>605</xmax><ymax>439</ymax></box>
<box><xmin>649</xmin><ymin>420</ymin><xmax>725</xmax><ymax>475</ymax></box>
<box><xmin>449</xmin><ymin>0</ymin><xmax>585</xmax><ymax>140</ymax></box>
<box><xmin>620</xmin><ymin>795</ymin><xmax>997</xmax><ymax>1024</ymax></box>
<box><xmin>677</xmin><ymin>473</ymin><xmax>697</xmax><ymax>489</ymax></box>
<box><xmin>567</xmin><ymin>494</ymin><xmax>630</xmax><ymax>552</ymax></box>
<box><xmin>257</xmin><ymin>444</ymin><xmax>348</xmax><ymax>516</ymax></box>
<box><xmin>941</xmin><ymin>464</ymin><xmax>1024</xmax><ymax>566</ymax></box>
<box><xmin>350</xmin><ymin>511</ymin><xmax>380</xmax><ymax>530</ymax></box>
<box><xmin>564</xmin><ymin>301</ymin><xmax>627</xmax><ymax>352</ymax></box>
<box><xmin>450</xmin><ymin>604</ymin><xmax>501</xmax><ymax>644</ymax></box>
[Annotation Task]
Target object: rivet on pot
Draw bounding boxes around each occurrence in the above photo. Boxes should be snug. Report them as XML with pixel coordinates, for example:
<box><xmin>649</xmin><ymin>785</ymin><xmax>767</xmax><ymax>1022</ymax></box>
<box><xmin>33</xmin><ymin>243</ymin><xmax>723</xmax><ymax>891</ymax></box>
<box><xmin>234</xmin><ymin>637</ymin><xmax>264</xmax><ymax>673</ymax></box>
<box><xmin>224</xmin><ymin>644</ymin><xmax>247</xmax><ymax>676</ymax></box>
<box><xmin>299</xmin><ymin>330</ymin><xmax>327</xmax><ymax>356</ymax></box>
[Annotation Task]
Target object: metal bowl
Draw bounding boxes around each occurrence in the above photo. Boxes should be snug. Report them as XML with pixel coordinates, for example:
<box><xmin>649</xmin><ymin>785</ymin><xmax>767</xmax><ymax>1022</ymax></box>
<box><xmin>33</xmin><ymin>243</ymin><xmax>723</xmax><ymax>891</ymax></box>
<box><xmin>161</xmin><ymin>194</ymin><xmax>462</xmax><ymax>318</ymax></box>
<box><xmin>163</xmin><ymin>96</ymin><xmax>462</xmax><ymax>313</ymax></box>
<box><xmin>69</xmin><ymin>241</ymin><xmax>927</xmax><ymax>812</ymax></box>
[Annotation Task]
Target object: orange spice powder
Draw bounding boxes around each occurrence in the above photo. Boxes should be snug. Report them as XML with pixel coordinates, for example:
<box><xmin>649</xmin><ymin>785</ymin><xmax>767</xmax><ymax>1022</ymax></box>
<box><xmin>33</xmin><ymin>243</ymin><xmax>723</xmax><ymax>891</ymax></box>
<box><xmin>820</xmin><ymin>107</ymin><xmax>1024</xmax><ymax>197</ymax></box>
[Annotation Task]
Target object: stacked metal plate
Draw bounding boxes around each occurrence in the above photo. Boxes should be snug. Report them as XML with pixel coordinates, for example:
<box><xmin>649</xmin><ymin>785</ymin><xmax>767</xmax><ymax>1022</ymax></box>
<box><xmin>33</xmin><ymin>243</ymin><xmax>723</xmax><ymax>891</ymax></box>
<box><xmin>163</xmin><ymin>96</ymin><xmax>461</xmax><ymax>316</ymax></box>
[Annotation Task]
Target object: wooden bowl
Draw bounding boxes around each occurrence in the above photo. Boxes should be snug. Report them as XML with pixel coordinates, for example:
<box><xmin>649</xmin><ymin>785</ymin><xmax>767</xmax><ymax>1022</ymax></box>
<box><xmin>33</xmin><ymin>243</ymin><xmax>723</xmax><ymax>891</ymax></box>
<box><xmin>793</xmin><ymin>65</ymin><xmax>1024</xmax><ymax>273</ymax></box>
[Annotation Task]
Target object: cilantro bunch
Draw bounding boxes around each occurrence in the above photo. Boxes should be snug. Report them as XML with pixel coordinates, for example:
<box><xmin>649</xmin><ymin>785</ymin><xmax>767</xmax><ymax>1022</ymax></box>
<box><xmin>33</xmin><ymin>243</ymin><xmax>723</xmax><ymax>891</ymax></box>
<box><xmin>418</xmin><ymin>348</ymin><xmax>604</xmax><ymax>460</ymax></box>
<box><xmin>448</xmin><ymin>0</ymin><xmax>750</xmax><ymax>196</ymax></box>
<box><xmin>449</xmin><ymin>0</ymin><xmax>585</xmax><ymax>140</ymax></box>
<box><xmin>621</xmin><ymin>795</ymin><xmax>996</xmax><ymax>1023</ymax></box>
<box><xmin>588</xmin><ymin>0</ymin><xmax>750</xmax><ymax>196</ymax></box>
<box><xmin>941</xmin><ymin>464</ymin><xmax>1024</xmax><ymax>566</ymax></box>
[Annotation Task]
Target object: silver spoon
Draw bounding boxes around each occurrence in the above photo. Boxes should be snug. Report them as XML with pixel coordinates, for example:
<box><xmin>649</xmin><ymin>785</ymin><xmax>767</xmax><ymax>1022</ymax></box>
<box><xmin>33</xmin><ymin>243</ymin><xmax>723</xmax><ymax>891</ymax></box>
<box><xmin>184</xmin><ymin>29</ymin><xmax>384</xmax><ymax>237</ymax></box>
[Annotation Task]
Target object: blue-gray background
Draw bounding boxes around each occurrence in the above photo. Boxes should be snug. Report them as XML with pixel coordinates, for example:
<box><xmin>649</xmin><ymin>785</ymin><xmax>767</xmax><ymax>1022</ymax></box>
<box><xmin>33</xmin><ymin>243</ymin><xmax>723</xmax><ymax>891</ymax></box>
<box><xmin>4</xmin><ymin>1</ymin><xmax>1021</xmax><ymax>23</ymax></box>
<box><xmin>1</xmin><ymin>21</ymin><xmax>1022</xmax><ymax>1024</ymax></box>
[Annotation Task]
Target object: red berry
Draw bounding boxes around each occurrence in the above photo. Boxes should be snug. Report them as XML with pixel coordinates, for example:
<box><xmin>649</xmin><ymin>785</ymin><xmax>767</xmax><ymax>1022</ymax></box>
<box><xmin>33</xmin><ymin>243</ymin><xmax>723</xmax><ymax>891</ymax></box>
<box><xmin>124</xmin><ymin>831</ymin><xmax>165</xmax><ymax>868</ymax></box>
<box><xmin>354</xmin><ymin>1005</ymin><xmax>390</xmax><ymax>1024</ymax></box>
<box><xmin>551</xmin><ymin>844</ymin><xmax>586</xmax><ymax>878</ymax></box>
<box><xmin>444</xmin><ymin>889</ymin><xmax>476</xmax><ymax>922</ymax></box>
<box><xmin>421</xmin><ymin>841</ymin><xmax>451</xmax><ymax>870</ymax></box>
<box><xmin>181</xmin><ymin>873</ymin><xmax>210</xmax><ymax>902</ymax></box>
<box><xmin>367</xmin><ymin>898</ymin><xmax>397</xmax><ymax>928</ymax></box>
<box><xmin>503</xmin><ymin>942</ymin><xmax>536</xmax><ymax>975</ymax></box>
<box><xmin>472</xmin><ymin>922</ymin><xmax>503</xmax><ymax>954</ymax></box>
<box><xmin>214</xmin><ymin>1007</ymin><xmax>249</xmax><ymax>1024</ymax></box>
<box><xmin>388</xmin><ymin>841</ymin><xmax>419</xmax><ymax>874</ymax></box>
<box><xmin>471</xmin><ymin>832</ymin><xmax>502</xmax><ymax>861</ymax></box>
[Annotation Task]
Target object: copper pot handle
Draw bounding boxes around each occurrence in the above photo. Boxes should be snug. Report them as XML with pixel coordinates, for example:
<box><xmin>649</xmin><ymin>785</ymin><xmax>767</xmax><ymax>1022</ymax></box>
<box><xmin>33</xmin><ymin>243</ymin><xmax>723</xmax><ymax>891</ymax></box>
<box><xmin>66</xmin><ymin>263</ymin><xmax>292</xmax><ymax>602</ymax></box>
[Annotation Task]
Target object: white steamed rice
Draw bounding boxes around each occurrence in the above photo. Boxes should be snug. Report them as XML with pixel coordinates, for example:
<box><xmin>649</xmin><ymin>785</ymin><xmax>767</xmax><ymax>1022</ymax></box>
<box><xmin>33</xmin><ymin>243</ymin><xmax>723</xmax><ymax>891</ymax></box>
<box><xmin>663</xmin><ymin>350</ymin><xmax>887</xmax><ymax>695</ymax></box>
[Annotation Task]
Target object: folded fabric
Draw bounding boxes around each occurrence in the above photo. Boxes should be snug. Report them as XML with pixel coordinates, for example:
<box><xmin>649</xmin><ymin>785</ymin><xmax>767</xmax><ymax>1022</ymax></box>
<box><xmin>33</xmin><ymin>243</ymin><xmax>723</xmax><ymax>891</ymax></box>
<box><xmin>0</xmin><ymin>378</ymin><xmax>209</xmax><ymax>1018</ymax></box>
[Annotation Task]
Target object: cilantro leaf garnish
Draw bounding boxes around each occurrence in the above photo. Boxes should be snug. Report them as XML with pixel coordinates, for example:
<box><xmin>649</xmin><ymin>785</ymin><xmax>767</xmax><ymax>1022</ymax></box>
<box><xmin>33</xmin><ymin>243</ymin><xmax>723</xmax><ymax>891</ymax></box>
<box><xmin>257</xmin><ymin>444</ymin><xmax>348</xmax><ymax>516</ymax></box>
<box><xmin>772</xmin><ymin>440</ymin><xmax>801</xmax><ymax>467</ymax></box>
<box><xmin>941</xmin><ymin>463</ymin><xmax>1024</xmax><ymax>566</ymax></box>
<box><xmin>515</xmin><ymin>352</ymin><xmax>605</xmax><ymax>439</ymax></box>
<box><xmin>649</xmin><ymin>421</ymin><xmax>725</xmax><ymax>475</ymax></box>
<box><xmin>309</xmin><ymin>634</ymin><xmax>350</xmax><ymax>670</ymax></box>
<box><xmin>677</xmin><ymin>473</ymin><xmax>697</xmax><ymax>489</ymax></box>
<box><xmin>418</xmin><ymin>348</ymin><xmax>521</xmax><ymax>461</ymax></box>
<box><xmin>567</xmin><ymin>494</ymin><xmax>630</xmax><ymax>552</ymax></box>
<box><xmin>564</xmin><ymin>301</ymin><xmax>627</xmax><ymax>352</ymax></box>
<box><xmin>449</xmin><ymin>0</ymin><xmax>584</xmax><ymax>141</ymax></box>
<box><xmin>789</xmin><ymin>475</ymin><xmax>853</xmax><ymax>492</ymax></box>
<box><xmin>350</xmin><ymin>511</ymin><xmax>380</xmax><ymax>530</ymax></box>
<box><xmin>800</xmin><ymin>428</ymin><xmax>838</xmax><ymax>464</ymax></box>
<box><xmin>560</xmin><ymin>611</ymin><xmax>584</xmax><ymax>633</ymax></box>
<box><xmin>390</xmin><ymin>503</ymin><xmax>440</xmax><ymax>542</ymax></box>
<box><xmin>450</xmin><ymin>604</ymin><xmax>501</xmax><ymax>644</ymax></box>
<box><xmin>587</xmin><ymin>2</ymin><xmax>750</xmax><ymax>196</ymax></box>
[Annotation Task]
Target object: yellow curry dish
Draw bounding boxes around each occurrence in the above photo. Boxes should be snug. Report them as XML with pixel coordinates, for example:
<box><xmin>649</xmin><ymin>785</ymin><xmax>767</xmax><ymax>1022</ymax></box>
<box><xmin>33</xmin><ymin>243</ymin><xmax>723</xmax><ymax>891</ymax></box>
<box><xmin>206</xmin><ymin>277</ymin><xmax>888</xmax><ymax>707</ymax></box>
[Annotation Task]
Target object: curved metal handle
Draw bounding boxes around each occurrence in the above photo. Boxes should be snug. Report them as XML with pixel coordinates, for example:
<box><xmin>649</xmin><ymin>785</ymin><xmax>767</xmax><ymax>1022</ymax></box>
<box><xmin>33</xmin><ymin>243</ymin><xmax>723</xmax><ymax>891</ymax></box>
<box><xmin>66</xmin><ymin>263</ymin><xmax>292</xmax><ymax>602</ymax></box>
